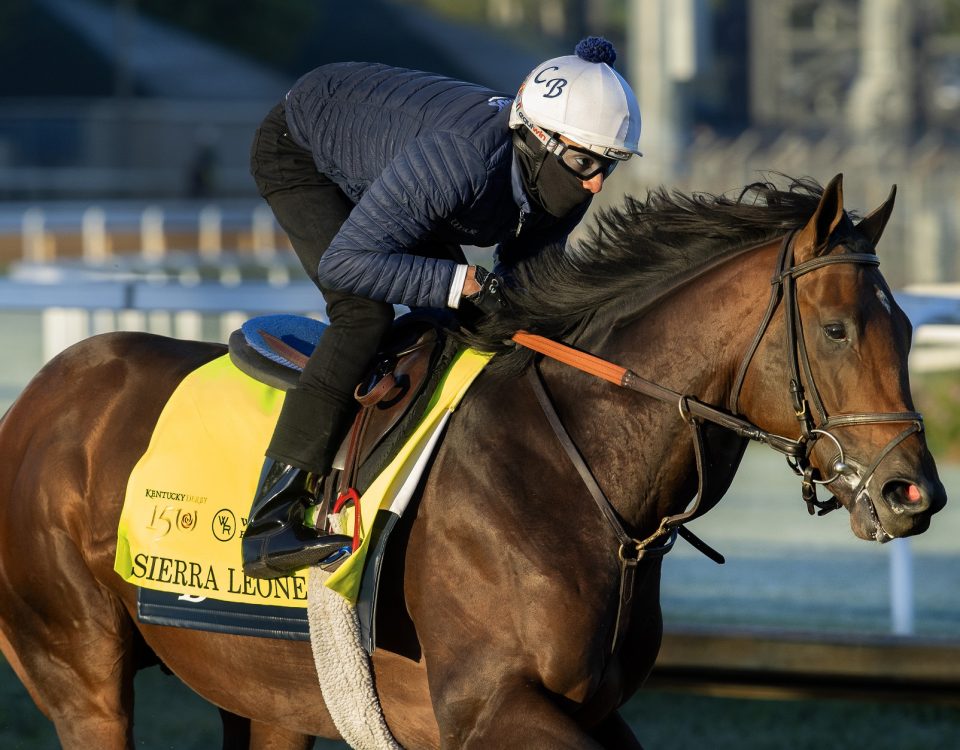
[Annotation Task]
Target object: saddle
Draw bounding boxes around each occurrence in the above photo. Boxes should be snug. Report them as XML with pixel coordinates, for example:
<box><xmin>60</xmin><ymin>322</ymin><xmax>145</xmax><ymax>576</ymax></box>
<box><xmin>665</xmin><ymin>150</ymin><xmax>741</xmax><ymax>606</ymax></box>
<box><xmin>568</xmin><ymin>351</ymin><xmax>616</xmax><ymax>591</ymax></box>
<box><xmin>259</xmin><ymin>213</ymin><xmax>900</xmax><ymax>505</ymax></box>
<box><xmin>228</xmin><ymin>311</ymin><xmax>459</xmax><ymax>508</ymax></box>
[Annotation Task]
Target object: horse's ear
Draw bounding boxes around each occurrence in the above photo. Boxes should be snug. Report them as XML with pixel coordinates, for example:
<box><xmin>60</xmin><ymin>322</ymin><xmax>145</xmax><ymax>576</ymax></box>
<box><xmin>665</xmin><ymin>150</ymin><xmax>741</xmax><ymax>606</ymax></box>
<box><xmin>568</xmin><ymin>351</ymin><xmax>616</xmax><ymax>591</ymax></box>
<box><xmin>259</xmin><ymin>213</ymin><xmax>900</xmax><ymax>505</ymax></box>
<box><xmin>795</xmin><ymin>173</ymin><xmax>846</xmax><ymax>262</ymax></box>
<box><xmin>855</xmin><ymin>184</ymin><xmax>897</xmax><ymax>249</ymax></box>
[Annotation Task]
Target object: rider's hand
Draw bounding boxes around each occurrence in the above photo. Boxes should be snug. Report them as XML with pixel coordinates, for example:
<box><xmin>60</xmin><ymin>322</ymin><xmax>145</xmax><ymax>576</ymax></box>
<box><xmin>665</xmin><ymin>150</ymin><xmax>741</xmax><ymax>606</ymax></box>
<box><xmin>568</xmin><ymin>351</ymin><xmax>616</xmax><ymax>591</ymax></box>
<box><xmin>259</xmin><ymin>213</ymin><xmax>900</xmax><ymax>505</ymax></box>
<box><xmin>462</xmin><ymin>265</ymin><xmax>505</xmax><ymax>315</ymax></box>
<box><xmin>461</xmin><ymin>266</ymin><xmax>482</xmax><ymax>297</ymax></box>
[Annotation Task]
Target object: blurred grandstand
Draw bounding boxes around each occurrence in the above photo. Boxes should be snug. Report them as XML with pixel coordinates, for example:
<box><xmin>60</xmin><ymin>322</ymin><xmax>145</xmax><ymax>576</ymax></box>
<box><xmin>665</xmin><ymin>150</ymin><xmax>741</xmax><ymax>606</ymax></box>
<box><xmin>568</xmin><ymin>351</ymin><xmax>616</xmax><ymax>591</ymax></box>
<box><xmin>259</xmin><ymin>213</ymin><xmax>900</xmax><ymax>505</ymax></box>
<box><xmin>1</xmin><ymin>0</ymin><xmax>959</xmax><ymax>290</ymax></box>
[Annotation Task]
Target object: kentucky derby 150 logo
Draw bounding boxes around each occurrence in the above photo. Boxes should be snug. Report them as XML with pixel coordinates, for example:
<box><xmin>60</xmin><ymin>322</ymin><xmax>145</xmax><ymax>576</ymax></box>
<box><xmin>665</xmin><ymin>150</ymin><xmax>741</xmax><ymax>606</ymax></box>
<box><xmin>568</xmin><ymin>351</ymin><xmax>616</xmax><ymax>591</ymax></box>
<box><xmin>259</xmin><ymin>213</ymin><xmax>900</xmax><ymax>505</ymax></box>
<box><xmin>147</xmin><ymin>505</ymin><xmax>198</xmax><ymax>538</ymax></box>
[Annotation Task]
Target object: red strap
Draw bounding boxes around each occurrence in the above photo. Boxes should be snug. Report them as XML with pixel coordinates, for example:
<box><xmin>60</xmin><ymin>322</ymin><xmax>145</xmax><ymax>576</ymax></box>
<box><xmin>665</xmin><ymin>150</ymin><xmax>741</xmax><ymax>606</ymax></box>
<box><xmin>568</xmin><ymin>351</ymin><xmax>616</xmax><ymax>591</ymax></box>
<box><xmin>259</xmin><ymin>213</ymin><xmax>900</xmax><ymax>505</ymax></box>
<box><xmin>333</xmin><ymin>488</ymin><xmax>363</xmax><ymax>552</ymax></box>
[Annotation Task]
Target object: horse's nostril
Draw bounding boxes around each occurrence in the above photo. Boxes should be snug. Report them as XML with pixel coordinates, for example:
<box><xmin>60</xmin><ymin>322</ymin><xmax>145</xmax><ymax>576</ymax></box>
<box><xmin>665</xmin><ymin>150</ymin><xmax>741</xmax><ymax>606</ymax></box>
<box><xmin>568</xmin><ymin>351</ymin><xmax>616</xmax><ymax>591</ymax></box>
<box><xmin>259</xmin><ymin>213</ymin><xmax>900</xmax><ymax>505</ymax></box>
<box><xmin>882</xmin><ymin>480</ymin><xmax>927</xmax><ymax>512</ymax></box>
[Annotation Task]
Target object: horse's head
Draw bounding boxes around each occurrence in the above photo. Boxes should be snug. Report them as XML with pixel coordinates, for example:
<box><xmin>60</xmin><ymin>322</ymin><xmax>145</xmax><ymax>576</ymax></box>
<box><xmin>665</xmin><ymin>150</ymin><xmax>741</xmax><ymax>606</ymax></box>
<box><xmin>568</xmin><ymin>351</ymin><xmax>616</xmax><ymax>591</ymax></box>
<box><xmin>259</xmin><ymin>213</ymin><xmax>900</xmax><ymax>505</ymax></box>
<box><xmin>740</xmin><ymin>173</ymin><xmax>946</xmax><ymax>541</ymax></box>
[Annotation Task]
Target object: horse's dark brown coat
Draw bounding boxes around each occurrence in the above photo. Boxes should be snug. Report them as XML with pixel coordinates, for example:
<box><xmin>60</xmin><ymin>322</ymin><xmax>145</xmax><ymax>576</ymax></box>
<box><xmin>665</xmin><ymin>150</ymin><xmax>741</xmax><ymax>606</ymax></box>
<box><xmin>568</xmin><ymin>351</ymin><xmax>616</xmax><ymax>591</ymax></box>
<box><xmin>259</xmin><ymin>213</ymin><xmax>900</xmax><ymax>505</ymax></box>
<box><xmin>0</xmin><ymin>177</ymin><xmax>945</xmax><ymax>748</ymax></box>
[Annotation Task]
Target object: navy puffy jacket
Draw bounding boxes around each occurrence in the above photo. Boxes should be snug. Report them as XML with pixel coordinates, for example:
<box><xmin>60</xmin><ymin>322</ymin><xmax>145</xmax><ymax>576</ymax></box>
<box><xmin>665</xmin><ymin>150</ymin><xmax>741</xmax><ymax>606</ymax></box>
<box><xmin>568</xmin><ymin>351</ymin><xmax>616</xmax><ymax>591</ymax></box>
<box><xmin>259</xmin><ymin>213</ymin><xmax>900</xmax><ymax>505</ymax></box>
<box><xmin>283</xmin><ymin>62</ymin><xmax>585</xmax><ymax>309</ymax></box>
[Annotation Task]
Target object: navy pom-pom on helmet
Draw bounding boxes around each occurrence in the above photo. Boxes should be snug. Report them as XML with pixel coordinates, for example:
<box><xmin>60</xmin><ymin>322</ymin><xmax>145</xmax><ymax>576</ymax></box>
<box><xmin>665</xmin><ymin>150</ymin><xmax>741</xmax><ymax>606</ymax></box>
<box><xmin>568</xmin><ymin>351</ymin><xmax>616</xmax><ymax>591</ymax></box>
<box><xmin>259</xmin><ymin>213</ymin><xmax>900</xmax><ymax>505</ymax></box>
<box><xmin>510</xmin><ymin>36</ymin><xmax>642</xmax><ymax>160</ymax></box>
<box><xmin>574</xmin><ymin>36</ymin><xmax>617</xmax><ymax>65</ymax></box>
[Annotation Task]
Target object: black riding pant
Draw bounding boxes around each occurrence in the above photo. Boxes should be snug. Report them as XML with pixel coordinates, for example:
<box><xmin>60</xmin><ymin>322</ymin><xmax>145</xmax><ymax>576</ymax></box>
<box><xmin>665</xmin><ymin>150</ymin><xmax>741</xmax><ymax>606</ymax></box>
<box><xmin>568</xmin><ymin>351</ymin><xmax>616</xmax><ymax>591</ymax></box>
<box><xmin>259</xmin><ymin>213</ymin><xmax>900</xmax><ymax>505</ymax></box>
<box><xmin>249</xmin><ymin>102</ymin><xmax>462</xmax><ymax>473</ymax></box>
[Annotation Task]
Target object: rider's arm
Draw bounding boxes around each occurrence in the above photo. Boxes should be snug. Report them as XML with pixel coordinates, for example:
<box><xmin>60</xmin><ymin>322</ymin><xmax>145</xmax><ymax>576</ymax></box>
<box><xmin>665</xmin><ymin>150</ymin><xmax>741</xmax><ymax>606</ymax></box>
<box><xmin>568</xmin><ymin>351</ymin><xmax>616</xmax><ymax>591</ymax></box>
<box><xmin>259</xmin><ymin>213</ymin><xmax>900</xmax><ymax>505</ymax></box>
<box><xmin>317</xmin><ymin>131</ymin><xmax>489</xmax><ymax>310</ymax></box>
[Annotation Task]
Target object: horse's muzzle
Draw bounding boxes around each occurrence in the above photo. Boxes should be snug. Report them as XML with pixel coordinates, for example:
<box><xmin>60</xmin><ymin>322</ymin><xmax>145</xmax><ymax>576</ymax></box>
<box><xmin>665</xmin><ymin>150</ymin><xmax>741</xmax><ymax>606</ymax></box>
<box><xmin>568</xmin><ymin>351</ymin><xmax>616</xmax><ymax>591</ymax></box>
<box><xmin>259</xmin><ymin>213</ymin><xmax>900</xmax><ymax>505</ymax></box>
<box><xmin>880</xmin><ymin>477</ymin><xmax>946</xmax><ymax>518</ymax></box>
<box><xmin>856</xmin><ymin>473</ymin><xmax>947</xmax><ymax>542</ymax></box>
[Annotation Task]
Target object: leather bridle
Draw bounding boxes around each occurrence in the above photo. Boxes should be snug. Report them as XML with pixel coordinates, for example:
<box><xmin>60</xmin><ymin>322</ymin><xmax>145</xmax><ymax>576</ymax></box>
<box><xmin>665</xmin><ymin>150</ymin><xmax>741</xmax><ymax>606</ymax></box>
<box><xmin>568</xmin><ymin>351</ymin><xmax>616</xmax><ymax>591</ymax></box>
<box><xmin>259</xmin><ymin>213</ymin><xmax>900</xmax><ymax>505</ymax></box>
<box><xmin>511</xmin><ymin>231</ymin><xmax>924</xmax><ymax>652</ymax></box>
<box><xmin>728</xmin><ymin>231</ymin><xmax>923</xmax><ymax>522</ymax></box>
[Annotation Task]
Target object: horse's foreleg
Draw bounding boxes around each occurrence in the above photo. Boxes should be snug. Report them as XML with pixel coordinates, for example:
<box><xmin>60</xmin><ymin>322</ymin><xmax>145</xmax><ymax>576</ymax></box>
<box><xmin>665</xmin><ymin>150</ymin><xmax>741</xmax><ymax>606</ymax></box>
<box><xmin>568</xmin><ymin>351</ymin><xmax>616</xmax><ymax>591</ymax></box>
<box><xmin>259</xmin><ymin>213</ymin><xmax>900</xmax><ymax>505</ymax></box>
<box><xmin>434</xmin><ymin>680</ymin><xmax>606</xmax><ymax>750</ymax></box>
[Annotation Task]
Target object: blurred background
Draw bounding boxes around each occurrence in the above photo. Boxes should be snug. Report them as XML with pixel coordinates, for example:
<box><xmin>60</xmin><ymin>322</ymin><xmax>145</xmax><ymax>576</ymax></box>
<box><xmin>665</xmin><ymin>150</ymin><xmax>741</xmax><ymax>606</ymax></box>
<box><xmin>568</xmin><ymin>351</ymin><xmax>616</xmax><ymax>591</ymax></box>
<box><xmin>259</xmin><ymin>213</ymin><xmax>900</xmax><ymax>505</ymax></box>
<box><xmin>1</xmin><ymin>0</ymin><xmax>959</xmax><ymax>747</ymax></box>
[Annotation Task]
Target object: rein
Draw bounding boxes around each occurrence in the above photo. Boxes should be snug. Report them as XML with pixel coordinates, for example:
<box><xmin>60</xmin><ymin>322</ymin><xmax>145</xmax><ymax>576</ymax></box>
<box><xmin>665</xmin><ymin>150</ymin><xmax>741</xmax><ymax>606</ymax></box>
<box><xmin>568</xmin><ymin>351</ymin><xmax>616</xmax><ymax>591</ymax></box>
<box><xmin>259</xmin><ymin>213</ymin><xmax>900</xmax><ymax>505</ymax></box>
<box><xmin>511</xmin><ymin>231</ymin><xmax>924</xmax><ymax>652</ymax></box>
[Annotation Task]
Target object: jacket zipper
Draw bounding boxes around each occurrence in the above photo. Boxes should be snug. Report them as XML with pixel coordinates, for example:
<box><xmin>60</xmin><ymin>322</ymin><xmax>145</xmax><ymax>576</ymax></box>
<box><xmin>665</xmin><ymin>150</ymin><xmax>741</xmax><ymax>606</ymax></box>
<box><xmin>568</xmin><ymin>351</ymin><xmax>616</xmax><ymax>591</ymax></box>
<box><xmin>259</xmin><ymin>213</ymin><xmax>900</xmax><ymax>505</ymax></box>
<box><xmin>515</xmin><ymin>209</ymin><xmax>527</xmax><ymax>237</ymax></box>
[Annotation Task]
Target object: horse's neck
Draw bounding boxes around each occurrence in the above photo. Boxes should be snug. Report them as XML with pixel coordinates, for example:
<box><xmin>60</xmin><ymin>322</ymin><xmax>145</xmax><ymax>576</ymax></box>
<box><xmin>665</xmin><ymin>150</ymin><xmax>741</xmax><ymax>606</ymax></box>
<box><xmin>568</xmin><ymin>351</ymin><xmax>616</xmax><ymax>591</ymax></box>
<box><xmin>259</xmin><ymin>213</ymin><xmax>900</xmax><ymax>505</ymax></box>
<box><xmin>545</xmin><ymin>242</ymin><xmax>778</xmax><ymax>533</ymax></box>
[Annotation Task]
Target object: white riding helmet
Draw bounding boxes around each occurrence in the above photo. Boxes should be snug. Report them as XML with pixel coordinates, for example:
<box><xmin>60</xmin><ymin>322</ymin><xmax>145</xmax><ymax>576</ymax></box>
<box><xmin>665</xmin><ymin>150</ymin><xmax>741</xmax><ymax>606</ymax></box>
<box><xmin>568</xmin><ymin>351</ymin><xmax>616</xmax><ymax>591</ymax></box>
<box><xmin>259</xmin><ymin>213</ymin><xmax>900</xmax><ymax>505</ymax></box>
<box><xmin>509</xmin><ymin>37</ymin><xmax>642</xmax><ymax>160</ymax></box>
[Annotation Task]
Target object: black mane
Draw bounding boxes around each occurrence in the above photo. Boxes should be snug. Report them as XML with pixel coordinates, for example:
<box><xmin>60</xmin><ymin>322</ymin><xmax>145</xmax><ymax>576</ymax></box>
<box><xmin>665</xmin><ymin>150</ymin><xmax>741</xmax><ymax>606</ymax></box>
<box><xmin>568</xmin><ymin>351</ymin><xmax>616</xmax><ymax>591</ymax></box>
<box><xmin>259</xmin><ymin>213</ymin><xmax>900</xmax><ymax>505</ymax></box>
<box><xmin>463</xmin><ymin>175</ymin><xmax>830</xmax><ymax>372</ymax></box>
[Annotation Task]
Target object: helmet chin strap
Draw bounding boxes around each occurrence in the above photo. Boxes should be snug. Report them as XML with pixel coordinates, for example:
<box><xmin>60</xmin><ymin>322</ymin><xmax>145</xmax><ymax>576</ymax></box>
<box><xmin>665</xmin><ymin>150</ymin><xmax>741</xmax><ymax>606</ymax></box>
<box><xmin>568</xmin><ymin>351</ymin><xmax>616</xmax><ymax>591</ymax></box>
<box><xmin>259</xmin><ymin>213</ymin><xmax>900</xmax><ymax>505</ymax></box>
<box><xmin>512</xmin><ymin>128</ymin><xmax>548</xmax><ymax>209</ymax></box>
<box><xmin>513</xmin><ymin>129</ymin><xmax>546</xmax><ymax>178</ymax></box>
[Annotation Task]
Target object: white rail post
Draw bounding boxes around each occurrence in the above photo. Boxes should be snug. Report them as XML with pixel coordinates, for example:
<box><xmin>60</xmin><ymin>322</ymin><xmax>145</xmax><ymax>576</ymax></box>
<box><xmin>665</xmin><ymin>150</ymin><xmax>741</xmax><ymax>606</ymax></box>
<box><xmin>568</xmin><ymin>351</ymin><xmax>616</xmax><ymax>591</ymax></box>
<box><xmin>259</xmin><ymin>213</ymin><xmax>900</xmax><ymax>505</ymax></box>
<box><xmin>252</xmin><ymin>203</ymin><xmax>277</xmax><ymax>259</ymax></box>
<box><xmin>82</xmin><ymin>206</ymin><xmax>109</xmax><ymax>263</ymax></box>
<box><xmin>91</xmin><ymin>309</ymin><xmax>118</xmax><ymax>335</ymax></box>
<box><xmin>22</xmin><ymin>207</ymin><xmax>51</xmax><ymax>263</ymax></box>
<box><xmin>219</xmin><ymin>311</ymin><xmax>247</xmax><ymax>343</ymax></box>
<box><xmin>267</xmin><ymin>264</ymin><xmax>291</xmax><ymax>286</ymax></box>
<box><xmin>198</xmin><ymin>204</ymin><xmax>222</xmax><ymax>260</ymax></box>
<box><xmin>219</xmin><ymin>265</ymin><xmax>243</xmax><ymax>286</ymax></box>
<box><xmin>889</xmin><ymin>537</ymin><xmax>915</xmax><ymax>635</ymax></box>
<box><xmin>117</xmin><ymin>308</ymin><xmax>148</xmax><ymax>333</ymax></box>
<box><xmin>174</xmin><ymin>311</ymin><xmax>204</xmax><ymax>341</ymax></box>
<box><xmin>42</xmin><ymin>309</ymin><xmax>91</xmax><ymax>363</ymax></box>
<box><xmin>253</xmin><ymin>203</ymin><xmax>289</xmax><ymax>284</ymax></box>
<box><xmin>909</xmin><ymin>207</ymin><xmax>946</xmax><ymax>285</ymax></box>
<box><xmin>141</xmin><ymin>206</ymin><xmax>166</xmax><ymax>261</ymax></box>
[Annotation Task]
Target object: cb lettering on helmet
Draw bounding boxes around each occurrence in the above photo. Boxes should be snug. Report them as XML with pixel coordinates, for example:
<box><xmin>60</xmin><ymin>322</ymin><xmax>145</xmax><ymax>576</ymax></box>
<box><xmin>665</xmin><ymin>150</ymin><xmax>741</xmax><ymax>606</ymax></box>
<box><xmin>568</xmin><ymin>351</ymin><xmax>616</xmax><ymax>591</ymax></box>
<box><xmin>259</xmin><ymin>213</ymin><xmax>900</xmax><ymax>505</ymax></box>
<box><xmin>532</xmin><ymin>66</ymin><xmax>567</xmax><ymax>99</ymax></box>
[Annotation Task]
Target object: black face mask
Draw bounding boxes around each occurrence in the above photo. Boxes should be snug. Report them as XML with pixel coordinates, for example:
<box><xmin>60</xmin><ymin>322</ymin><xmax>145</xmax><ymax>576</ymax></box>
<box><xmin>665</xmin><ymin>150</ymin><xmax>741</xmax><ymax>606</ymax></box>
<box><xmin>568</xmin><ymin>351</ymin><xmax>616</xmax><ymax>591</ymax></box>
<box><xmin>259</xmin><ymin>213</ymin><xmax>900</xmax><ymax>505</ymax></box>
<box><xmin>513</xmin><ymin>130</ymin><xmax>593</xmax><ymax>218</ymax></box>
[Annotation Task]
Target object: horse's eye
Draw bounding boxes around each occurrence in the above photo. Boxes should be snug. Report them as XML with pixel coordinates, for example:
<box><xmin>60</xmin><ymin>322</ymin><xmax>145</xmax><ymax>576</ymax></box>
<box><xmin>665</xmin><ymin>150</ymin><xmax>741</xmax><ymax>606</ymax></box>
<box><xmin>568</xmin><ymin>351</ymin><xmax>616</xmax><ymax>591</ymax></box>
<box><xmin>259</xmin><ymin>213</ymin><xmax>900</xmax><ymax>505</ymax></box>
<box><xmin>824</xmin><ymin>322</ymin><xmax>847</xmax><ymax>341</ymax></box>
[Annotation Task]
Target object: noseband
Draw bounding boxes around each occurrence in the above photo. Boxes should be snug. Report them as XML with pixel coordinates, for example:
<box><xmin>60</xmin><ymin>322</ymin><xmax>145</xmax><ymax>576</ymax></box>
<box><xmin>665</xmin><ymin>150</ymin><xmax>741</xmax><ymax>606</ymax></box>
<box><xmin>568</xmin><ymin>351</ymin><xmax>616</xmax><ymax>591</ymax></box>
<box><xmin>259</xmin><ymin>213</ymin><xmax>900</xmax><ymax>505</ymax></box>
<box><xmin>728</xmin><ymin>232</ymin><xmax>923</xmax><ymax>520</ymax></box>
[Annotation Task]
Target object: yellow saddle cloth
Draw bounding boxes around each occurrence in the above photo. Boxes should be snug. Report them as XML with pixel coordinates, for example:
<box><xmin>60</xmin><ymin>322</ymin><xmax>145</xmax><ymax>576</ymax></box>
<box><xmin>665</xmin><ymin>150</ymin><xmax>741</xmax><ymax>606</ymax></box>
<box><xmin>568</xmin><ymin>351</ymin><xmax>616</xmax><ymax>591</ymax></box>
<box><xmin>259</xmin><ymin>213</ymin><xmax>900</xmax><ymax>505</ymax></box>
<box><xmin>114</xmin><ymin>348</ymin><xmax>490</xmax><ymax>607</ymax></box>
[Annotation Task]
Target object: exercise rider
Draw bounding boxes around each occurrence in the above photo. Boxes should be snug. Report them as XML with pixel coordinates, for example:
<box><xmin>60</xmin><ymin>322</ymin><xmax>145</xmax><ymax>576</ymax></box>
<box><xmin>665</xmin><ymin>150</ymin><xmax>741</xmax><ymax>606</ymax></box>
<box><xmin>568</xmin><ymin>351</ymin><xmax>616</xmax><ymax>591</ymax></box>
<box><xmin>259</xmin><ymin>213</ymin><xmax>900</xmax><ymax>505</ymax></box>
<box><xmin>242</xmin><ymin>36</ymin><xmax>643</xmax><ymax>578</ymax></box>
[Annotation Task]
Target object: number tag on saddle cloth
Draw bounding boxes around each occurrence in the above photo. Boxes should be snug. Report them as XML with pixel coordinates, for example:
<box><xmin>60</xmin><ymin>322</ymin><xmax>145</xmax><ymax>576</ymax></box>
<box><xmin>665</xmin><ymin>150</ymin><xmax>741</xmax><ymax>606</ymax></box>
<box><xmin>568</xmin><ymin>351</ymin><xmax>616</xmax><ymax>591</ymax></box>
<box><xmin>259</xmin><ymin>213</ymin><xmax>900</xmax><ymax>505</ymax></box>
<box><xmin>113</xmin><ymin>348</ymin><xmax>492</xmax><ymax>608</ymax></box>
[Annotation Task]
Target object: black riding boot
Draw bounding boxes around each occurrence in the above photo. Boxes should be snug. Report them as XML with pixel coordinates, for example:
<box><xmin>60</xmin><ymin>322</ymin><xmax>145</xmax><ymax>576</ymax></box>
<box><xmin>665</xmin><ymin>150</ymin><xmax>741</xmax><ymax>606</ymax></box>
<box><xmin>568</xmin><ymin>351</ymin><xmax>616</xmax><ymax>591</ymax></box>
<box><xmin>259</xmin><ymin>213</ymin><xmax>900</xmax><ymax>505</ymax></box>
<box><xmin>241</xmin><ymin>459</ymin><xmax>352</xmax><ymax>579</ymax></box>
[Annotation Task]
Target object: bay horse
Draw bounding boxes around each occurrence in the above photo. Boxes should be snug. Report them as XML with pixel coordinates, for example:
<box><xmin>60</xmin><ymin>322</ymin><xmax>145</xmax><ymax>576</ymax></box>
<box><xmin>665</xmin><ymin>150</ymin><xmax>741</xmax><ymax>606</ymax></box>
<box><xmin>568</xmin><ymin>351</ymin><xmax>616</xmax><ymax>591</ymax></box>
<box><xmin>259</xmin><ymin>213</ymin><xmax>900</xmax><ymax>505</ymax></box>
<box><xmin>0</xmin><ymin>174</ymin><xmax>946</xmax><ymax>748</ymax></box>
